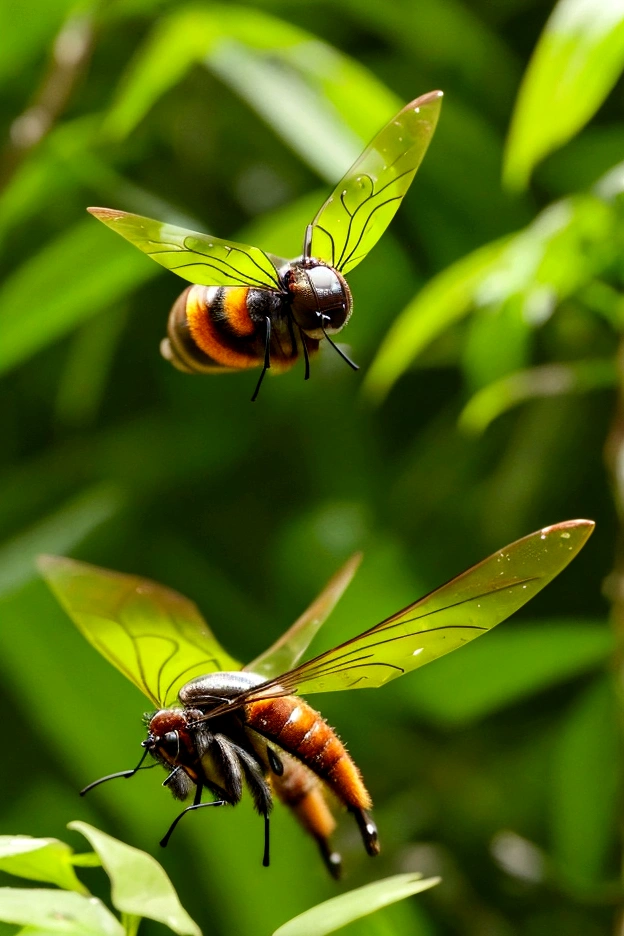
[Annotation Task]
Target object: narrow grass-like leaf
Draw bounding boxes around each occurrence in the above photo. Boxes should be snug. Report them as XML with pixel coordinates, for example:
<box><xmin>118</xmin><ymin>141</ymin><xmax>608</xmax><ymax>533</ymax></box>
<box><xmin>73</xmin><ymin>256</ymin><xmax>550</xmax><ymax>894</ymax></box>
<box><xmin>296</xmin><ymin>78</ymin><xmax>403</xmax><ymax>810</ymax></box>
<box><xmin>105</xmin><ymin>5</ymin><xmax>399</xmax><ymax>180</ymax></box>
<box><xmin>459</xmin><ymin>360</ymin><xmax>617</xmax><ymax>435</ymax></box>
<box><xmin>551</xmin><ymin>676</ymin><xmax>621</xmax><ymax>889</ymax></box>
<box><xmin>0</xmin><ymin>887</ymin><xmax>123</xmax><ymax>936</ymax></box>
<box><xmin>0</xmin><ymin>837</ymin><xmax>88</xmax><ymax>894</ymax></box>
<box><xmin>272</xmin><ymin>874</ymin><xmax>440</xmax><ymax>936</ymax></box>
<box><xmin>68</xmin><ymin>823</ymin><xmax>201</xmax><ymax>936</ymax></box>
<box><xmin>365</xmin><ymin>192</ymin><xmax>615</xmax><ymax>404</ymax></box>
<box><xmin>0</xmin><ymin>219</ymin><xmax>156</xmax><ymax>375</ymax></box>
<box><xmin>363</xmin><ymin>237</ymin><xmax>508</xmax><ymax>403</ymax></box>
<box><xmin>504</xmin><ymin>0</ymin><xmax>624</xmax><ymax>190</ymax></box>
<box><xmin>0</xmin><ymin>484</ymin><xmax>122</xmax><ymax>598</ymax></box>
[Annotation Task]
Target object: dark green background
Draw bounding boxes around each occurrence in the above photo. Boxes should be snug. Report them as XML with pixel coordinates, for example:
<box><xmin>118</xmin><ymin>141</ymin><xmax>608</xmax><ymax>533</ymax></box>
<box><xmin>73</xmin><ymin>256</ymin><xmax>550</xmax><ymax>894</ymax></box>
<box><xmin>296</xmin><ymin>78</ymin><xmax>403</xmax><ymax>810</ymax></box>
<box><xmin>1</xmin><ymin>1</ymin><xmax>622</xmax><ymax>934</ymax></box>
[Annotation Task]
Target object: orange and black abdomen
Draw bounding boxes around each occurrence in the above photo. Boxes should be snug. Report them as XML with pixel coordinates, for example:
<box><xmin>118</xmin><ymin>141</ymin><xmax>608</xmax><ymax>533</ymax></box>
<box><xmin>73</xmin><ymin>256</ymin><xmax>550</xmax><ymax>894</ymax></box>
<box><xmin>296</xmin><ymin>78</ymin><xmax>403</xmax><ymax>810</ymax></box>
<box><xmin>243</xmin><ymin>695</ymin><xmax>371</xmax><ymax>812</ymax></box>
<box><xmin>161</xmin><ymin>284</ymin><xmax>319</xmax><ymax>375</ymax></box>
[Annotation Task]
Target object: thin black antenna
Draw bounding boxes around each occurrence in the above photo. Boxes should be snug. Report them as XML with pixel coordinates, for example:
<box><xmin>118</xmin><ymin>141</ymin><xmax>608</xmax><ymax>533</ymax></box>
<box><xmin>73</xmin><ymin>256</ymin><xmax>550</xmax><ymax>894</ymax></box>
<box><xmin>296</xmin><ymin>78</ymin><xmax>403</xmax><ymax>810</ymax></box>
<box><xmin>299</xmin><ymin>327</ymin><xmax>311</xmax><ymax>381</ymax></box>
<box><xmin>322</xmin><ymin>328</ymin><xmax>359</xmax><ymax>371</ymax></box>
<box><xmin>303</xmin><ymin>224</ymin><xmax>313</xmax><ymax>261</ymax></box>
<box><xmin>80</xmin><ymin>748</ymin><xmax>155</xmax><ymax>796</ymax></box>
<box><xmin>262</xmin><ymin>813</ymin><xmax>270</xmax><ymax>867</ymax></box>
<box><xmin>160</xmin><ymin>784</ymin><xmax>226</xmax><ymax>847</ymax></box>
<box><xmin>251</xmin><ymin>317</ymin><xmax>272</xmax><ymax>402</ymax></box>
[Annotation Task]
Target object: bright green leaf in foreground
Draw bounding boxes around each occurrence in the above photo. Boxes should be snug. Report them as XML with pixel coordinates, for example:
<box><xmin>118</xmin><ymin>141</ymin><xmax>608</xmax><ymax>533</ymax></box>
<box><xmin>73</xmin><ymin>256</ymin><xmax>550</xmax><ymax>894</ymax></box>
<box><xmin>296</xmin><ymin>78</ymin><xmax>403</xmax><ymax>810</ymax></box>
<box><xmin>0</xmin><ymin>837</ymin><xmax>89</xmax><ymax>894</ymax></box>
<box><xmin>0</xmin><ymin>887</ymin><xmax>123</xmax><ymax>936</ymax></box>
<box><xmin>504</xmin><ymin>0</ymin><xmax>624</xmax><ymax>190</ymax></box>
<box><xmin>69</xmin><ymin>822</ymin><xmax>201</xmax><ymax>936</ymax></box>
<box><xmin>272</xmin><ymin>874</ymin><xmax>440</xmax><ymax>936</ymax></box>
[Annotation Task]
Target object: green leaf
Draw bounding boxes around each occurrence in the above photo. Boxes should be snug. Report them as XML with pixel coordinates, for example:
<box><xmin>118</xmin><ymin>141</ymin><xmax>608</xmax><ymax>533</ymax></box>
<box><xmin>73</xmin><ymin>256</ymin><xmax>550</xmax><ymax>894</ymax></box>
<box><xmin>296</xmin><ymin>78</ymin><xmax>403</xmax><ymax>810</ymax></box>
<box><xmin>0</xmin><ymin>484</ymin><xmax>122</xmax><ymax>599</ymax></box>
<box><xmin>0</xmin><ymin>0</ymin><xmax>76</xmax><ymax>85</ymax></box>
<box><xmin>551</xmin><ymin>676</ymin><xmax>621</xmax><ymax>889</ymax></box>
<box><xmin>105</xmin><ymin>5</ymin><xmax>401</xmax><ymax>180</ymax></box>
<box><xmin>68</xmin><ymin>823</ymin><xmax>201</xmax><ymax>936</ymax></box>
<box><xmin>459</xmin><ymin>359</ymin><xmax>618</xmax><ymax>435</ymax></box>
<box><xmin>364</xmin><ymin>193</ymin><xmax>615</xmax><ymax>404</ymax></box>
<box><xmin>362</xmin><ymin>237</ymin><xmax>508</xmax><ymax>404</ymax></box>
<box><xmin>272</xmin><ymin>874</ymin><xmax>440</xmax><ymax>936</ymax></box>
<box><xmin>0</xmin><ymin>218</ymin><xmax>157</xmax><ymax>375</ymax></box>
<box><xmin>0</xmin><ymin>837</ymin><xmax>88</xmax><ymax>894</ymax></box>
<box><xmin>504</xmin><ymin>0</ymin><xmax>624</xmax><ymax>190</ymax></box>
<box><xmin>400</xmin><ymin>621</ymin><xmax>613</xmax><ymax>726</ymax></box>
<box><xmin>0</xmin><ymin>887</ymin><xmax>123</xmax><ymax>936</ymax></box>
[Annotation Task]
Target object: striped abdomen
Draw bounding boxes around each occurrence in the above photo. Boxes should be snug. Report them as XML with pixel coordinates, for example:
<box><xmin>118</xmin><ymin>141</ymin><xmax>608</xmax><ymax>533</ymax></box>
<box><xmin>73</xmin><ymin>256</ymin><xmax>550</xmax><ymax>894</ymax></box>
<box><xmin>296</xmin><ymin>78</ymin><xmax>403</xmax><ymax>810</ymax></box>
<box><xmin>270</xmin><ymin>753</ymin><xmax>342</xmax><ymax>878</ymax></box>
<box><xmin>161</xmin><ymin>284</ymin><xmax>319</xmax><ymax>375</ymax></box>
<box><xmin>243</xmin><ymin>695</ymin><xmax>371</xmax><ymax>811</ymax></box>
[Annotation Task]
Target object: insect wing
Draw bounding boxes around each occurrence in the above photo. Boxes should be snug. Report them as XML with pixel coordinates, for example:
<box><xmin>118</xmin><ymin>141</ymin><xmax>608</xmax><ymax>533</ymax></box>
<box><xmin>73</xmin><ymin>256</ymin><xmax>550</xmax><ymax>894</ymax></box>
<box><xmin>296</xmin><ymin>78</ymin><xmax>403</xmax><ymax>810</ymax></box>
<box><xmin>309</xmin><ymin>91</ymin><xmax>442</xmax><ymax>275</ymax></box>
<box><xmin>38</xmin><ymin>555</ymin><xmax>239</xmax><ymax>707</ymax></box>
<box><xmin>257</xmin><ymin>520</ymin><xmax>594</xmax><ymax>697</ymax></box>
<box><xmin>88</xmin><ymin>208</ymin><xmax>281</xmax><ymax>290</ymax></box>
<box><xmin>246</xmin><ymin>553</ymin><xmax>362</xmax><ymax>679</ymax></box>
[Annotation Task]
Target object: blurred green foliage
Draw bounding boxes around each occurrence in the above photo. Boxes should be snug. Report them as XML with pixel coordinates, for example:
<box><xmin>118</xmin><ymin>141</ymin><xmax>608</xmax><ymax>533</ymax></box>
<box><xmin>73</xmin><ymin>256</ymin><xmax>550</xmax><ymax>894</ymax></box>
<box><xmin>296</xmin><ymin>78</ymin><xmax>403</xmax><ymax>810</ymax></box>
<box><xmin>1</xmin><ymin>0</ymin><xmax>623</xmax><ymax>934</ymax></box>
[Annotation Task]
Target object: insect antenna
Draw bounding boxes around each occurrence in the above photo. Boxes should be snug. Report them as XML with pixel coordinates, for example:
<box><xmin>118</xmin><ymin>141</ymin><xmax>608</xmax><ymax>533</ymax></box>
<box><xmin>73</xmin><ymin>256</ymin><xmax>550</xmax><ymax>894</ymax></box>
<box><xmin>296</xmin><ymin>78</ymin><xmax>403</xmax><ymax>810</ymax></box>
<box><xmin>80</xmin><ymin>748</ymin><xmax>156</xmax><ymax>796</ymax></box>
<box><xmin>159</xmin><ymin>783</ymin><xmax>226</xmax><ymax>848</ymax></box>
<box><xmin>303</xmin><ymin>224</ymin><xmax>313</xmax><ymax>261</ymax></box>
<box><xmin>251</xmin><ymin>316</ymin><xmax>272</xmax><ymax>402</ymax></box>
<box><xmin>299</xmin><ymin>326</ymin><xmax>311</xmax><ymax>380</ymax></box>
<box><xmin>321</xmin><ymin>327</ymin><xmax>359</xmax><ymax>371</ymax></box>
<box><xmin>263</xmin><ymin>813</ymin><xmax>270</xmax><ymax>868</ymax></box>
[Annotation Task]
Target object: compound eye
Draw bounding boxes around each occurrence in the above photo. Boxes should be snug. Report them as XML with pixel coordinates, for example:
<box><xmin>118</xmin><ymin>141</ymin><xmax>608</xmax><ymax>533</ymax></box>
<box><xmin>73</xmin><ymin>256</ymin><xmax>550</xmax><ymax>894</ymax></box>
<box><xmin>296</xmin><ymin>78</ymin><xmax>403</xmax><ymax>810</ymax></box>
<box><xmin>163</xmin><ymin>731</ymin><xmax>178</xmax><ymax>748</ymax></box>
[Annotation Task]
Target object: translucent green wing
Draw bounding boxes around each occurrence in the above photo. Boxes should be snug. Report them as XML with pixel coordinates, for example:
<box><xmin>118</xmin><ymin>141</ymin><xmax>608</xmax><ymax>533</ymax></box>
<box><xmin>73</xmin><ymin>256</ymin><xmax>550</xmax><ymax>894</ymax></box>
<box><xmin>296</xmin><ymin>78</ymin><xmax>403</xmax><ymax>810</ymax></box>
<box><xmin>38</xmin><ymin>556</ymin><xmax>239</xmax><ymax>708</ymax></box>
<box><xmin>308</xmin><ymin>91</ymin><xmax>442</xmax><ymax>275</ymax></box>
<box><xmin>88</xmin><ymin>208</ymin><xmax>281</xmax><ymax>290</ymax></box>
<box><xmin>225</xmin><ymin>521</ymin><xmax>593</xmax><ymax>705</ymax></box>
<box><xmin>246</xmin><ymin>553</ymin><xmax>362</xmax><ymax>680</ymax></box>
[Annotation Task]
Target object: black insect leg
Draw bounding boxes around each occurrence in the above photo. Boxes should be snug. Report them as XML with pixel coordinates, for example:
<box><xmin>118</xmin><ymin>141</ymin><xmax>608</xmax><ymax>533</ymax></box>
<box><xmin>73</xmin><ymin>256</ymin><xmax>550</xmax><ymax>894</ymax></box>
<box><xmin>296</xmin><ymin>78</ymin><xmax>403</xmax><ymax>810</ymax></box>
<box><xmin>251</xmin><ymin>316</ymin><xmax>272</xmax><ymax>402</ymax></box>
<box><xmin>159</xmin><ymin>784</ymin><xmax>226</xmax><ymax>847</ymax></box>
<box><xmin>321</xmin><ymin>326</ymin><xmax>359</xmax><ymax>371</ymax></box>
<box><xmin>80</xmin><ymin>748</ymin><xmax>156</xmax><ymax>796</ymax></box>
<box><xmin>318</xmin><ymin>840</ymin><xmax>343</xmax><ymax>880</ymax></box>
<box><xmin>350</xmin><ymin>807</ymin><xmax>380</xmax><ymax>856</ymax></box>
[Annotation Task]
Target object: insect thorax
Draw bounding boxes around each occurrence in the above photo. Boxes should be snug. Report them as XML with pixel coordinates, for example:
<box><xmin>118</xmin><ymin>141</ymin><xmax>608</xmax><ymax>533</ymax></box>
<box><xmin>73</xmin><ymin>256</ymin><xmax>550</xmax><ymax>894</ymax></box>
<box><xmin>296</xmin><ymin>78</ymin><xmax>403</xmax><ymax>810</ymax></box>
<box><xmin>178</xmin><ymin>670</ymin><xmax>267</xmax><ymax>708</ymax></box>
<box><xmin>281</xmin><ymin>259</ymin><xmax>352</xmax><ymax>339</ymax></box>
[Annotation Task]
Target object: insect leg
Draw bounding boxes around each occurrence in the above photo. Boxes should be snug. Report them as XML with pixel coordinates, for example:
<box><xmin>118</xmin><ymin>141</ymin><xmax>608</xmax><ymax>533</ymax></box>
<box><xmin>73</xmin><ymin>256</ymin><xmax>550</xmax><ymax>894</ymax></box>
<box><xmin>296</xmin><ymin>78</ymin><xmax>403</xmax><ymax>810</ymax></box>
<box><xmin>251</xmin><ymin>316</ymin><xmax>272</xmax><ymax>402</ymax></box>
<box><xmin>321</xmin><ymin>325</ymin><xmax>359</xmax><ymax>371</ymax></box>
<box><xmin>350</xmin><ymin>807</ymin><xmax>380</xmax><ymax>856</ymax></box>
<box><xmin>159</xmin><ymin>784</ymin><xmax>226</xmax><ymax>847</ymax></box>
<box><xmin>318</xmin><ymin>840</ymin><xmax>342</xmax><ymax>880</ymax></box>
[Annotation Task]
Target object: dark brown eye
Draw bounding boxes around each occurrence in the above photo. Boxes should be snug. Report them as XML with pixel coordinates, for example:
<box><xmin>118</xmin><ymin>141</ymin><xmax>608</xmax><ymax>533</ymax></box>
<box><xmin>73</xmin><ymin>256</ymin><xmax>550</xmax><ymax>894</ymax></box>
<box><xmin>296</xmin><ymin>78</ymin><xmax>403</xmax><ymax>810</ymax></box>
<box><xmin>162</xmin><ymin>731</ymin><xmax>178</xmax><ymax>748</ymax></box>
